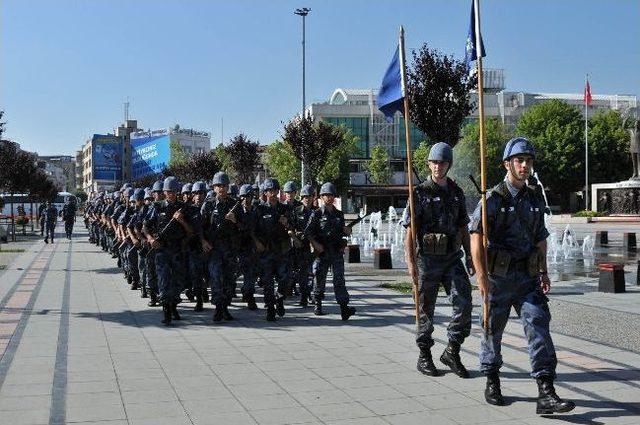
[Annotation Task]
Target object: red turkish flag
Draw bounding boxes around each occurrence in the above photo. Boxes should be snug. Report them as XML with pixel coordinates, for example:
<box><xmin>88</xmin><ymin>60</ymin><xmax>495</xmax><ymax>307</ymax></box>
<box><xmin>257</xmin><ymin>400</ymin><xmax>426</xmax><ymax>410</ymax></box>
<box><xmin>584</xmin><ymin>81</ymin><xmax>592</xmax><ymax>106</ymax></box>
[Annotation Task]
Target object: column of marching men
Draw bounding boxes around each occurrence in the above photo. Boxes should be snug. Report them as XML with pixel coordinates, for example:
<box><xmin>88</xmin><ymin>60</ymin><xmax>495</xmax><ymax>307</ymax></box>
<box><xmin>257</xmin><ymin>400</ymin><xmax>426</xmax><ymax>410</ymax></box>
<box><xmin>83</xmin><ymin>172</ymin><xmax>356</xmax><ymax>325</ymax></box>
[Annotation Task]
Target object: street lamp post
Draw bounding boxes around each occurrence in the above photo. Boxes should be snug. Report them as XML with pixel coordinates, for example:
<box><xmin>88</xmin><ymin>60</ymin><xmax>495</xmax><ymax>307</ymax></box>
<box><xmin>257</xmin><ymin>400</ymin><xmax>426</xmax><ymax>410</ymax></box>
<box><xmin>294</xmin><ymin>7</ymin><xmax>310</xmax><ymax>186</ymax></box>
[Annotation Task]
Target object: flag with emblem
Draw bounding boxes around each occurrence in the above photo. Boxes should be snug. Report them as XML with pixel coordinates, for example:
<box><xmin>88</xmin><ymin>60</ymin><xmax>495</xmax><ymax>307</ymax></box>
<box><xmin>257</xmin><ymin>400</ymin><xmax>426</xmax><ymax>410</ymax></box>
<box><xmin>465</xmin><ymin>0</ymin><xmax>486</xmax><ymax>69</ymax></box>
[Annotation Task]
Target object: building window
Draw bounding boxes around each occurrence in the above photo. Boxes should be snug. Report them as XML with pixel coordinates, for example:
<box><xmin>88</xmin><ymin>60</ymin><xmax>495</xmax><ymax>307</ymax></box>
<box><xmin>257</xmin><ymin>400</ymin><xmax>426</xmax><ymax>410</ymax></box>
<box><xmin>322</xmin><ymin>116</ymin><xmax>369</xmax><ymax>158</ymax></box>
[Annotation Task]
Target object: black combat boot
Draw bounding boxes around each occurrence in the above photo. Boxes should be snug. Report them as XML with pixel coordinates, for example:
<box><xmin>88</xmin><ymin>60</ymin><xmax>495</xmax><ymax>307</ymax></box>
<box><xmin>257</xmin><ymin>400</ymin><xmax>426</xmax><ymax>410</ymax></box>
<box><xmin>141</xmin><ymin>285</ymin><xmax>148</xmax><ymax>299</ymax></box>
<box><xmin>222</xmin><ymin>304</ymin><xmax>234</xmax><ymax>321</ymax></box>
<box><xmin>485</xmin><ymin>373</ymin><xmax>505</xmax><ymax>406</ymax></box>
<box><xmin>148</xmin><ymin>292</ymin><xmax>158</xmax><ymax>307</ymax></box>
<box><xmin>298</xmin><ymin>293</ymin><xmax>308</xmax><ymax>307</ymax></box>
<box><xmin>246</xmin><ymin>294</ymin><xmax>258</xmax><ymax>311</ymax></box>
<box><xmin>340</xmin><ymin>304</ymin><xmax>356</xmax><ymax>321</ymax></box>
<box><xmin>276</xmin><ymin>298</ymin><xmax>285</xmax><ymax>317</ymax></box>
<box><xmin>440</xmin><ymin>341</ymin><xmax>469</xmax><ymax>378</ymax></box>
<box><xmin>536</xmin><ymin>377</ymin><xmax>575</xmax><ymax>414</ymax></box>
<box><xmin>185</xmin><ymin>288</ymin><xmax>194</xmax><ymax>302</ymax></box>
<box><xmin>314</xmin><ymin>299</ymin><xmax>324</xmax><ymax>316</ymax></box>
<box><xmin>417</xmin><ymin>348</ymin><xmax>440</xmax><ymax>376</ymax></box>
<box><xmin>171</xmin><ymin>302</ymin><xmax>181</xmax><ymax>320</ymax></box>
<box><xmin>266</xmin><ymin>304</ymin><xmax>277</xmax><ymax>322</ymax></box>
<box><xmin>161</xmin><ymin>304</ymin><xmax>172</xmax><ymax>326</ymax></box>
<box><xmin>130</xmin><ymin>279</ymin><xmax>139</xmax><ymax>291</ymax></box>
<box><xmin>202</xmin><ymin>288</ymin><xmax>209</xmax><ymax>303</ymax></box>
<box><xmin>213</xmin><ymin>305</ymin><xmax>224</xmax><ymax>322</ymax></box>
<box><xmin>194</xmin><ymin>293</ymin><xmax>204</xmax><ymax>312</ymax></box>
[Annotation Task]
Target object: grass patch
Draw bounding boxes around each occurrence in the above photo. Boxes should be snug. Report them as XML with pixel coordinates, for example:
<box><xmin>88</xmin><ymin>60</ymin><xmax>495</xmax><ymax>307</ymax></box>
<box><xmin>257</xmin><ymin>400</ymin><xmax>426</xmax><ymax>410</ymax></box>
<box><xmin>379</xmin><ymin>282</ymin><xmax>415</xmax><ymax>294</ymax></box>
<box><xmin>0</xmin><ymin>249</ymin><xmax>25</xmax><ymax>253</ymax></box>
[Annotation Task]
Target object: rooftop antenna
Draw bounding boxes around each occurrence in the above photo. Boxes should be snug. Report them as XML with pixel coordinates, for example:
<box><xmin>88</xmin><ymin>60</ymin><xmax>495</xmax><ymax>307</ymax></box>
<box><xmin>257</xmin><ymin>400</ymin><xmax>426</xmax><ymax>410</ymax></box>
<box><xmin>124</xmin><ymin>97</ymin><xmax>130</xmax><ymax>121</ymax></box>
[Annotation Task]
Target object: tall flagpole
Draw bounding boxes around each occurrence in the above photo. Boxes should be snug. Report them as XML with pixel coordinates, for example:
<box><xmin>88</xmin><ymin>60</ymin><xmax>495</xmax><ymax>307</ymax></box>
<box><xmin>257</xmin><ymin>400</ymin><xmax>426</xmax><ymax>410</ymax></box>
<box><xmin>585</xmin><ymin>75</ymin><xmax>589</xmax><ymax>211</ymax></box>
<box><xmin>399</xmin><ymin>26</ymin><xmax>420</xmax><ymax>327</ymax></box>
<box><xmin>474</xmin><ymin>0</ymin><xmax>490</xmax><ymax>334</ymax></box>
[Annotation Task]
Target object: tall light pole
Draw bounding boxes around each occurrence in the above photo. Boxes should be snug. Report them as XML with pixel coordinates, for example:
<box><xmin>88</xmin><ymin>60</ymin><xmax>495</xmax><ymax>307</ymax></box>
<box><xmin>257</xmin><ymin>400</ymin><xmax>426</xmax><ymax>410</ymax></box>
<box><xmin>294</xmin><ymin>7</ymin><xmax>310</xmax><ymax>185</ymax></box>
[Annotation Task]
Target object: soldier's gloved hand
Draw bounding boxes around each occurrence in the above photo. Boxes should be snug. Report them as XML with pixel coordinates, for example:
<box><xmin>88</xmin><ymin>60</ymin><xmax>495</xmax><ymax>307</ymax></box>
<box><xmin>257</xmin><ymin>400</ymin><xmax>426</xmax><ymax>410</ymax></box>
<box><xmin>202</xmin><ymin>239</ymin><xmax>212</xmax><ymax>253</ymax></box>
<box><xmin>225</xmin><ymin>211</ymin><xmax>237</xmax><ymax>224</ymax></box>
<box><xmin>540</xmin><ymin>273</ymin><xmax>551</xmax><ymax>294</ymax></box>
<box><xmin>465</xmin><ymin>257</ymin><xmax>475</xmax><ymax>276</ymax></box>
<box><xmin>150</xmin><ymin>238</ymin><xmax>161</xmax><ymax>249</ymax></box>
<box><xmin>173</xmin><ymin>211</ymin><xmax>184</xmax><ymax>221</ymax></box>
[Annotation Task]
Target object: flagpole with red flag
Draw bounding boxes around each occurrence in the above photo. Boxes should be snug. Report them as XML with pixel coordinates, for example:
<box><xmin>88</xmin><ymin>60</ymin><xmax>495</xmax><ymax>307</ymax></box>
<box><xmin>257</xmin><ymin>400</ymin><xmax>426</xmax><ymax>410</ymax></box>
<box><xmin>584</xmin><ymin>75</ymin><xmax>592</xmax><ymax>210</ymax></box>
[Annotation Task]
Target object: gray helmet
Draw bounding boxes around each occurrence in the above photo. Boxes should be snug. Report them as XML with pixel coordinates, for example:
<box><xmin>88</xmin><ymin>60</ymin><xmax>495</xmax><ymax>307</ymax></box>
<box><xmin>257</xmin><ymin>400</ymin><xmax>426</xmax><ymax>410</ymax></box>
<box><xmin>239</xmin><ymin>184</ymin><xmax>253</xmax><ymax>197</ymax></box>
<box><xmin>152</xmin><ymin>180</ymin><xmax>164</xmax><ymax>192</ymax></box>
<box><xmin>191</xmin><ymin>181</ymin><xmax>207</xmax><ymax>193</ymax></box>
<box><xmin>300</xmin><ymin>184</ymin><xmax>314</xmax><ymax>198</ymax></box>
<box><xmin>122</xmin><ymin>183</ymin><xmax>133</xmax><ymax>190</ymax></box>
<box><xmin>211</xmin><ymin>171</ymin><xmax>230</xmax><ymax>186</ymax></box>
<box><xmin>206</xmin><ymin>190</ymin><xmax>215</xmax><ymax>200</ymax></box>
<box><xmin>503</xmin><ymin>137</ymin><xmax>536</xmax><ymax>161</ymax></box>
<box><xmin>229</xmin><ymin>184</ymin><xmax>239</xmax><ymax>197</ymax></box>
<box><xmin>319</xmin><ymin>182</ymin><xmax>336</xmax><ymax>196</ymax></box>
<box><xmin>252</xmin><ymin>183</ymin><xmax>259</xmax><ymax>192</ymax></box>
<box><xmin>123</xmin><ymin>187</ymin><xmax>134</xmax><ymax>198</ymax></box>
<box><xmin>129</xmin><ymin>195</ymin><xmax>136</xmax><ymax>202</ymax></box>
<box><xmin>112</xmin><ymin>192</ymin><xmax>120</xmax><ymax>200</ymax></box>
<box><xmin>283</xmin><ymin>181</ymin><xmax>298</xmax><ymax>193</ymax></box>
<box><xmin>428</xmin><ymin>142</ymin><xmax>453</xmax><ymax>164</ymax></box>
<box><xmin>262</xmin><ymin>178</ymin><xmax>280</xmax><ymax>191</ymax></box>
<box><xmin>163</xmin><ymin>176</ymin><xmax>181</xmax><ymax>192</ymax></box>
<box><xmin>181</xmin><ymin>183</ymin><xmax>193</xmax><ymax>194</ymax></box>
<box><xmin>133</xmin><ymin>188</ymin><xmax>145</xmax><ymax>201</ymax></box>
<box><xmin>144</xmin><ymin>189</ymin><xmax>153</xmax><ymax>200</ymax></box>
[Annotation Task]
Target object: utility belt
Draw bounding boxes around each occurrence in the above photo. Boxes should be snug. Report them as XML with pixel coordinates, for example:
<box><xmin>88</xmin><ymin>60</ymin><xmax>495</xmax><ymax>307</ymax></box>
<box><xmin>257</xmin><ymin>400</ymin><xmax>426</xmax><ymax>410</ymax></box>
<box><xmin>487</xmin><ymin>249</ymin><xmax>540</xmax><ymax>278</ymax></box>
<box><xmin>421</xmin><ymin>233</ymin><xmax>459</xmax><ymax>256</ymax></box>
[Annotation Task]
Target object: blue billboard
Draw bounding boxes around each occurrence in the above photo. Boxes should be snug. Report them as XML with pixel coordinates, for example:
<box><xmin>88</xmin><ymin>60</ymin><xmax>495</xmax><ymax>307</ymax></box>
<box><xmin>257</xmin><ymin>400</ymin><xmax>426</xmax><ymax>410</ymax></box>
<box><xmin>131</xmin><ymin>133</ymin><xmax>171</xmax><ymax>180</ymax></box>
<box><xmin>92</xmin><ymin>134</ymin><xmax>123</xmax><ymax>181</ymax></box>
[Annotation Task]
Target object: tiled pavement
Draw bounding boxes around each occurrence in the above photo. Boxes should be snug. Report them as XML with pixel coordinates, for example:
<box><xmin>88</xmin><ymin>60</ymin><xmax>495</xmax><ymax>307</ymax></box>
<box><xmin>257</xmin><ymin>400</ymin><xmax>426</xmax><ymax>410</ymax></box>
<box><xmin>0</xmin><ymin>225</ymin><xmax>639</xmax><ymax>424</ymax></box>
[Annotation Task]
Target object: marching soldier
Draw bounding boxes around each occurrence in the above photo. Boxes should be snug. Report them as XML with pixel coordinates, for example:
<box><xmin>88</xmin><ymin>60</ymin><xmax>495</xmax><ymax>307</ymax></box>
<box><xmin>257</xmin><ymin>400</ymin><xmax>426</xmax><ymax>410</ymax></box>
<box><xmin>404</xmin><ymin>142</ymin><xmax>474</xmax><ymax>378</ymax></box>
<box><xmin>144</xmin><ymin>177</ymin><xmax>192</xmax><ymax>325</ymax></box>
<box><xmin>304</xmin><ymin>182</ymin><xmax>356</xmax><ymax>320</ymax></box>
<box><xmin>145</xmin><ymin>181</ymin><xmax>165</xmax><ymax>307</ymax></box>
<box><xmin>290</xmin><ymin>184</ymin><xmax>315</xmax><ymax>307</ymax></box>
<box><xmin>187</xmin><ymin>181</ymin><xmax>207</xmax><ymax>312</ymax></box>
<box><xmin>60</xmin><ymin>197</ymin><xmax>77</xmax><ymax>239</ymax></box>
<box><xmin>469</xmin><ymin>137</ymin><xmax>575</xmax><ymax>414</ymax></box>
<box><xmin>253</xmin><ymin>178</ymin><xmax>293</xmax><ymax>321</ymax></box>
<box><xmin>236</xmin><ymin>184</ymin><xmax>259</xmax><ymax>310</ymax></box>
<box><xmin>200</xmin><ymin>172</ymin><xmax>239</xmax><ymax>322</ymax></box>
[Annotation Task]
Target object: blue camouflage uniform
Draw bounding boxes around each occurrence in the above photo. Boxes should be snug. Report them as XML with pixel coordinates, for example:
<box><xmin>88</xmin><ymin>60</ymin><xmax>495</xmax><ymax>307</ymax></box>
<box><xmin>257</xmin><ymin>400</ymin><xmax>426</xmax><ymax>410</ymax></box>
<box><xmin>469</xmin><ymin>178</ymin><xmax>557</xmax><ymax>379</ymax></box>
<box><xmin>43</xmin><ymin>204</ymin><xmax>58</xmax><ymax>242</ymax></box>
<box><xmin>184</xmin><ymin>200</ymin><xmax>206</xmax><ymax>302</ymax></box>
<box><xmin>201</xmin><ymin>195</ymin><xmax>240</xmax><ymax>307</ymax></box>
<box><xmin>404</xmin><ymin>177</ymin><xmax>473</xmax><ymax>351</ymax></box>
<box><xmin>144</xmin><ymin>199</ymin><xmax>188</xmax><ymax>305</ymax></box>
<box><xmin>304</xmin><ymin>205</ymin><xmax>350</xmax><ymax>306</ymax></box>
<box><xmin>61</xmin><ymin>201</ymin><xmax>77</xmax><ymax>238</ymax></box>
<box><xmin>291</xmin><ymin>203</ymin><xmax>315</xmax><ymax>300</ymax></box>
<box><xmin>236</xmin><ymin>203</ymin><xmax>259</xmax><ymax>299</ymax></box>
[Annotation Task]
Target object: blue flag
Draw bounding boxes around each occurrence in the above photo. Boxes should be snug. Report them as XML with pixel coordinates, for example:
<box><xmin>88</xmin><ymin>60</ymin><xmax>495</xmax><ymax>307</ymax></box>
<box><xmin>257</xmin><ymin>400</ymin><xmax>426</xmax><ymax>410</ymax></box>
<box><xmin>377</xmin><ymin>45</ymin><xmax>404</xmax><ymax>121</ymax></box>
<box><xmin>465</xmin><ymin>0</ymin><xmax>486</xmax><ymax>69</ymax></box>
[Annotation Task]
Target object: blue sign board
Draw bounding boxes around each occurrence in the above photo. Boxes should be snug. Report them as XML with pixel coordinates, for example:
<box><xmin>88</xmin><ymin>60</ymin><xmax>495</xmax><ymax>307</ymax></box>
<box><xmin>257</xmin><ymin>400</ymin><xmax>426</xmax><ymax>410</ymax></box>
<box><xmin>92</xmin><ymin>134</ymin><xmax>123</xmax><ymax>181</ymax></box>
<box><xmin>131</xmin><ymin>134</ymin><xmax>171</xmax><ymax>180</ymax></box>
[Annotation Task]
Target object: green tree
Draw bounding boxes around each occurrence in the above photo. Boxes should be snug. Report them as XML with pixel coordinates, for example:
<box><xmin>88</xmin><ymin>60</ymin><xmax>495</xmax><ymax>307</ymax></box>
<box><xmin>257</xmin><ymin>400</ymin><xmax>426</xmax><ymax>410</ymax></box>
<box><xmin>365</xmin><ymin>145</ymin><xmax>391</xmax><ymax>185</ymax></box>
<box><xmin>283</xmin><ymin>115</ymin><xmax>348</xmax><ymax>186</ymax></box>
<box><xmin>450</xmin><ymin>118</ymin><xmax>512</xmax><ymax>196</ymax></box>
<box><xmin>316</xmin><ymin>132</ymin><xmax>360</xmax><ymax>194</ymax></box>
<box><xmin>164</xmin><ymin>150</ymin><xmax>221</xmax><ymax>183</ymax></box>
<box><xmin>407</xmin><ymin>44</ymin><xmax>477</xmax><ymax>145</ymax></box>
<box><xmin>213</xmin><ymin>144</ymin><xmax>233</xmax><ymax>176</ymax></box>
<box><xmin>169</xmin><ymin>140</ymin><xmax>188</xmax><ymax>168</ymax></box>
<box><xmin>263</xmin><ymin>141</ymin><xmax>301</xmax><ymax>184</ymax></box>
<box><xmin>588</xmin><ymin>109</ymin><xmax>630</xmax><ymax>184</ymax></box>
<box><xmin>516</xmin><ymin>100</ymin><xmax>583</xmax><ymax>208</ymax></box>
<box><xmin>412</xmin><ymin>141</ymin><xmax>432</xmax><ymax>181</ymax></box>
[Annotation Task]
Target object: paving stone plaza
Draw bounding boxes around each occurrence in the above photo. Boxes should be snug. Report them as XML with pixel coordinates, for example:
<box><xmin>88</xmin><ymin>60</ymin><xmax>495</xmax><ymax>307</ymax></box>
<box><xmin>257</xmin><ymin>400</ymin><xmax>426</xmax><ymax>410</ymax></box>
<box><xmin>0</xmin><ymin>224</ymin><xmax>639</xmax><ymax>424</ymax></box>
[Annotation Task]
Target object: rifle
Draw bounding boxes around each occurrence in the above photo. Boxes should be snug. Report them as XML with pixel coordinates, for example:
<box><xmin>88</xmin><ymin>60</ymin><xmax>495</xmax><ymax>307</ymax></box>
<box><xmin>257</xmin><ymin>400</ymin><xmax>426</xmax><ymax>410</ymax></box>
<box><xmin>147</xmin><ymin>205</ymin><xmax>187</xmax><ymax>252</ymax></box>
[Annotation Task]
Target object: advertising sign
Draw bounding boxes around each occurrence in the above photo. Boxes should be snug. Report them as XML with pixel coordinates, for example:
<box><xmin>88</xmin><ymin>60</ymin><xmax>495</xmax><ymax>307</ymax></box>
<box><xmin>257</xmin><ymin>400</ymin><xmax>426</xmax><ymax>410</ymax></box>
<box><xmin>91</xmin><ymin>134</ymin><xmax>123</xmax><ymax>181</ymax></box>
<box><xmin>131</xmin><ymin>134</ymin><xmax>171</xmax><ymax>180</ymax></box>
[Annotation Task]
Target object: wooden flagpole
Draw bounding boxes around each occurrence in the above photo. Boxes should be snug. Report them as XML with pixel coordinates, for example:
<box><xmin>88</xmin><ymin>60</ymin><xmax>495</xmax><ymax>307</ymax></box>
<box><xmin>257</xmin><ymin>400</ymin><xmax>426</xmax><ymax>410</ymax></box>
<box><xmin>474</xmin><ymin>0</ymin><xmax>490</xmax><ymax>334</ymax></box>
<box><xmin>398</xmin><ymin>26</ymin><xmax>420</xmax><ymax>327</ymax></box>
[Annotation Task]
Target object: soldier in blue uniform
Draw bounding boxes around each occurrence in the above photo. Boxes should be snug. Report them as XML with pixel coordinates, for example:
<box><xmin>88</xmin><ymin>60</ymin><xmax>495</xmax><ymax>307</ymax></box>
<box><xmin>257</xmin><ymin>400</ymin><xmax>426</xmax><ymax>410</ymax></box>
<box><xmin>304</xmin><ymin>182</ymin><xmax>356</xmax><ymax>320</ymax></box>
<box><xmin>60</xmin><ymin>197</ymin><xmax>77</xmax><ymax>239</ymax></box>
<box><xmin>144</xmin><ymin>177</ymin><xmax>192</xmax><ymax>325</ymax></box>
<box><xmin>127</xmin><ymin>188</ymin><xmax>152</xmax><ymax>299</ymax></box>
<box><xmin>187</xmin><ymin>181</ymin><xmax>207</xmax><ymax>312</ymax></box>
<box><xmin>404</xmin><ymin>143</ymin><xmax>474</xmax><ymax>378</ymax></box>
<box><xmin>200</xmin><ymin>172</ymin><xmax>240</xmax><ymax>322</ymax></box>
<box><xmin>469</xmin><ymin>137</ymin><xmax>574</xmax><ymax>414</ymax></box>
<box><xmin>235</xmin><ymin>184</ymin><xmax>259</xmax><ymax>310</ymax></box>
<box><xmin>43</xmin><ymin>201</ymin><xmax>58</xmax><ymax>244</ymax></box>
<box><xmin>144</xmin><ymin>180</ymin><xmax>165</xmax><ymax>307</ymax></box>
<box><xmin>290</xmin><ymin>184</ymin><xmax>315</xmax><ymax>307</ymax></box>
<box><xmin>253</xmin><ymin>178</ymin><xmax>293</xmax><ymax>321</ymax></box>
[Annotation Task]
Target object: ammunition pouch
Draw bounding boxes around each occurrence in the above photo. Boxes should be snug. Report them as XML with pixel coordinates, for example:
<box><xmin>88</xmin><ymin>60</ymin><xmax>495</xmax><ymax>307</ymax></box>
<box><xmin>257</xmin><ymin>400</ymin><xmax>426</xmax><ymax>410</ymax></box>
<box><xmin>421</xmin><ymin>233</ymin><xmax>449</xmax><ymax>256</ymax></box>
<box><xmin>487</xmin><ymin>249</ymin><xmax>540</xmax><ymax>278</ymax></box>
